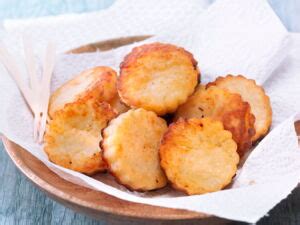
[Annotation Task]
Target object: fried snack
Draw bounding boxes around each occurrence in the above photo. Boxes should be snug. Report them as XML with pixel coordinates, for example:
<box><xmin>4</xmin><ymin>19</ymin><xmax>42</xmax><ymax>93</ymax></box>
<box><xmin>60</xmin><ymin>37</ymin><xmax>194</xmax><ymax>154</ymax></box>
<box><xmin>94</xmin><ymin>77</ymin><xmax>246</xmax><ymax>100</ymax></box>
<box><xmin>108</xmin><ymin>94</ymin><xmax>130</xmax><ymax>115</ymax></box>
<box><xmin>160</xmin><ymin>118</ymin><xmax>239</xmax><ymax>195</ymax></box>
<box><xmin>118</xmin><ymin>42</ymin><xmax>199</xmax><ymax>115</ymax></box>
<box><xmin>207</xmin><ymin>75</ymin><xmax>272</xmax><ymax>141</ymax></box>
<box><xmin>49</xmin><ymin>66</ymin><xmax>117</xmax><ymax>118</ymax></box>
<box><xmin>175</xmin><ymin>85</ymin><xmax>255</xmax><ymax>157</ymax></box>
<box><xmin>44</xmin><ymin>98</ymin><xmax>116</xmax><ymax>174</ymax></box>
<box><xmin>101</xmin><ymin>108</ymin><xmax>168</xmax><ymax>191</ymax></box>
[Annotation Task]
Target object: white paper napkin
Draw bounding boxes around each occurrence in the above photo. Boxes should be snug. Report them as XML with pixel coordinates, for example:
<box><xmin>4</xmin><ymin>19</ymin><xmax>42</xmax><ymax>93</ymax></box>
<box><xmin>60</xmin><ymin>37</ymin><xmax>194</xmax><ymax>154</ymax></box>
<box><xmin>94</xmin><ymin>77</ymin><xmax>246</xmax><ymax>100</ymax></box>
<box><xmin>2</xmin><ymin>0</ymin><xmax>288</xmax><ymax>84</ymax></box>
<box><xmin>1</xmin><ymin>0</ymin><xmax>208</xmax><ymax>54</ymax></box>
<box><xmin>1</xmin><ymin>0</ymin><xmax>300</xmax><ymax>223</ymax></box>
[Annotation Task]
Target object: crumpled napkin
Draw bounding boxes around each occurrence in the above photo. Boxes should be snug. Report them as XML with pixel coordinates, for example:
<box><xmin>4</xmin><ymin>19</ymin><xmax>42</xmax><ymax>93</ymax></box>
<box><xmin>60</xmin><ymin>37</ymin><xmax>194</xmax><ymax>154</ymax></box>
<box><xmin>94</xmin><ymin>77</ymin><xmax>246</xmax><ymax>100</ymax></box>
<box><xmin>1</xmin><ymin>0</ymin><xmax>208</xmax><ymax>54</ymax></box>
<box><xmin>1</xmin><ymin>0</ymin><xmax>300</xmax><ymax>223</ymax></box>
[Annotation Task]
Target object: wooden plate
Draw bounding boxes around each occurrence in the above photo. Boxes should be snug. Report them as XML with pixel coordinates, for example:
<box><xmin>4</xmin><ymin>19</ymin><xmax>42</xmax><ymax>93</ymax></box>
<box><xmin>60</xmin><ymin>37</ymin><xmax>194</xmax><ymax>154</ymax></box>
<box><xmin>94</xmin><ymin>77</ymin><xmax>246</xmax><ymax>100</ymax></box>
<box><xmin>3</xmin><ymin>36</ymin><xmax>300</xmax><ymax>224</ymax></box>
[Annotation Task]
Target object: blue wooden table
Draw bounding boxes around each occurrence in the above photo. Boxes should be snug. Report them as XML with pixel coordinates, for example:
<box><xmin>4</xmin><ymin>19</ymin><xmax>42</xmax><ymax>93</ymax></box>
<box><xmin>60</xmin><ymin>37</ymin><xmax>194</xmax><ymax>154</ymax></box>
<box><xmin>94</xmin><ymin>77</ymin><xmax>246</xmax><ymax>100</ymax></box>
<box><xmin>0</xmin><ymin>1</ymin><xmax>299</xmax><ymax>224</ymax></box>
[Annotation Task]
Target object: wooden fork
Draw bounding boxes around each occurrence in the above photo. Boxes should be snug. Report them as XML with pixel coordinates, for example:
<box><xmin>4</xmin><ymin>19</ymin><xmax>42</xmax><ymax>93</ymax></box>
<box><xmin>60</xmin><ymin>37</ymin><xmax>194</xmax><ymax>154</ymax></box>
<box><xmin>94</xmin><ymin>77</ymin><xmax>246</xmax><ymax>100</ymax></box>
<box><xmin>0</xmin><ymin>37</ymin><xmax>56</xmax><ymax>143</ymax></box>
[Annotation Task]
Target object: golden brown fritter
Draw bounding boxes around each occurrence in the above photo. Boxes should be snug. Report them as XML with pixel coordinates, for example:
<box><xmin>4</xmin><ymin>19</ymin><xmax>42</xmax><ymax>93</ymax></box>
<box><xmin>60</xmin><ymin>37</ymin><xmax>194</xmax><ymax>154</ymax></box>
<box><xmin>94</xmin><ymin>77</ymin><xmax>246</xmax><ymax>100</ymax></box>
<box><xmin>118</xmin><ymin>42</ymin><xmax>200</xmax><ymax>115</ymax></box>
<box><xmin>207</xmin><ymin>75</ymin><xmax>272</xmax><ymax>141</ymax></box>
<box><xmin>101</xmin><ymin>108</ymin><xmax>168</xmax><ymax>191</ymax></box>
<box><xmin>49</xmin><ymin>66</ymin><xmax>117</xmax><ymax>118</ymax></box>
<box><xmin>160</xmin><ymin>118</ymin><xmax>239</xmax><ymax>195</ymax></box>
<box><xmin>44</xmin><ymin>98</ymin><xmax>116</xmax><ymax>174</ymax></box>
<box><xmin>175</xmin><ymin>85</ymin><xmax>255</xmax><ymax>157</ymax></box>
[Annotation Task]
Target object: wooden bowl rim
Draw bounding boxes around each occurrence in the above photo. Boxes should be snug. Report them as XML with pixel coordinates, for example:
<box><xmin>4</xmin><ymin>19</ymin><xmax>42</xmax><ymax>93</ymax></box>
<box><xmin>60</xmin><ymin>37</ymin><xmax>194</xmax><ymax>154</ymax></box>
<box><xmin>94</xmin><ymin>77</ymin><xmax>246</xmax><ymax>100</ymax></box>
<box><xmin>2</xmin><ymin>137</ymin><xmax>209</xmax><ymax>220</ymax></box>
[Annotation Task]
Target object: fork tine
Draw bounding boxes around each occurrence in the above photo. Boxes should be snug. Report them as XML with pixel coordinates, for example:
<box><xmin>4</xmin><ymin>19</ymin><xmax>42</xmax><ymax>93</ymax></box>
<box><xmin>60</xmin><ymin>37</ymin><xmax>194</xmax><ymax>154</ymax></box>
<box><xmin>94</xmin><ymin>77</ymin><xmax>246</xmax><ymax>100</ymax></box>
<box><xmin>33</xmin><ymin>113</ymin><xmax>40</xmax><ymax>142</ymax></box>
<box><xmin>23</xmin><ymin>35</ymin><xmax>41</xmax><ymax>142</ymax></box>
<box><xmin>23</xmin><ymin>35</ymin><xmax>39</xmax><ymax>91</ymax></box>
<box><xmin>38</xmin><ymin>113</ymin><xmax>47</xmax><ymax>143</ymax></box>
<box><xmin>38</xmin><ymin>41</ymin><xmax>56</xmax><ymax>143</ymax></box>
<box><xmin>41</xmin><ymin>41</ymin><xmax>56</xmax><ymax>88</ymax></box>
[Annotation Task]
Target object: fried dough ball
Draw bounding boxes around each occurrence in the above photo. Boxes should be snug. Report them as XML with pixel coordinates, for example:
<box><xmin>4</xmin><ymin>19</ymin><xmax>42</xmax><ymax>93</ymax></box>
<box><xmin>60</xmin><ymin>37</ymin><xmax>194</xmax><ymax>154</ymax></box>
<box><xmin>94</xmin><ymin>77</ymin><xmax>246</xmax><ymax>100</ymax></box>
<box><xmin>118</xmin><ymin>42</ymin><xmax>199</xmax><ymax>115</ymax></box>
<box><xmin>207</xmin><ymin>75</ymin><xmax>272</xmax><ymax>141</ymax></box>
<box><xmin>44</xmin><ymin>98</ymin><xmax>116</xmax><ymax>174</ymax></box>
<box><xmin>160</xmin><ymin>118</ymin><xmax>239</xmax><ymax>195</ymax></box>
<box><xmin>175</xmin><ymin>85</ymin><xmax>255</xmax><ymax>157</ymax></box>
<box><xmin>49</xmin><ymin>66</ymin><xmax>117</xmax><ymax>118</ymax></box>
<box><xmin>101</xmin><ymin>108</ymin><xmax>168</xmax><ymax>191</ymax></box>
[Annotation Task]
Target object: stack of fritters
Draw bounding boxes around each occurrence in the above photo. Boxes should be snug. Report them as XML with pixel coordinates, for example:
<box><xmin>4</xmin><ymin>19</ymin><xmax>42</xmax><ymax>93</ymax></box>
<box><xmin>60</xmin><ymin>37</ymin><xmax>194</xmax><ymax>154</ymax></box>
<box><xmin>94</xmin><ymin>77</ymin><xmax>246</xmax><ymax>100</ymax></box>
<box><xmin>45</xmin><ymin>42</ymin><xmax>272</xmax><ymax>195</ymax></box>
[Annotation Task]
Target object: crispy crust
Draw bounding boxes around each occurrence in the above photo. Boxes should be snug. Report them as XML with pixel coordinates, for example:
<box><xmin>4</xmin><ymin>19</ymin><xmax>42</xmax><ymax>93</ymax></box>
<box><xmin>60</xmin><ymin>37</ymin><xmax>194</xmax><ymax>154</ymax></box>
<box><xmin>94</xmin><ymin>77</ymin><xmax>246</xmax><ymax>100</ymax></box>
<box><xmin>207</xmin><ymin>75</ymin><xmax>272</xmax><ymax>141</ymax></box>
<box><xmin>101</xmin><ymin>109</ymin><xmax>168</xmax><ymax>191</ymax></box>
<box><xmin>44</xmin><ymin>98</ymin><xmax>116</xmax><ymax>175</ymax></box>
<box><xmin>118</xmin><ymin>42</ymin><xmax>200</xmax><ymax>115</ymax></box>
<box><xmin>108</xmin><ymin>94</ymin><xmax>130</xmax><ymax>115</ymax></box>
<box><xmin>160</xmin><ymin>118</ymin><xmax>239</xmax><ymax>195</ymax></box>
<box><xmin>49</xmin><ymin>66</ymin><xmax>117</xmax><ymax>118</ymax></box>
<box><xmin>175</xmin><ymin>85</ymin><xmax>255</xmax><ymax>157</ymax></box>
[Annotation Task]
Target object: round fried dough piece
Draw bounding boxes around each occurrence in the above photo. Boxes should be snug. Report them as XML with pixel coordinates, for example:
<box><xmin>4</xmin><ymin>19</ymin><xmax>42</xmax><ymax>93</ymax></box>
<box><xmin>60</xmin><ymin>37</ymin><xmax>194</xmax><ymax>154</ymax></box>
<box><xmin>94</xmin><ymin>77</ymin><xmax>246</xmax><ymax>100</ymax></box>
<box><xmin>44</xmin><ymin>98</ymin><xmax>116</xmax><ymax>174</ymax></box>
<box><xmin>49</xmin><ymin>66</ymin><xmax>117</xmax><ymax>118</ymax></box>
<box><xmin>118</xmin><ymin>42</ymin><xmax>199</xmax><ymax>115</ymax></box>
<box><xmin>175</xmin><ymin>85</ymin><xmax>255</xmax><ymax>157</ymax></box>
<box><xmin>160</xmin><ymin>118</ymin><xmax>239</xmax><ymax>195</ymax></box>
<box><xmin>207</xmin><ymin>75</ymin><xmax>272</xmax><ymax>141</ymax></box>
<box><xmin>101</xmin><ymin>108</ymin><xmax>168</xmax><ymax>191</ymax></box>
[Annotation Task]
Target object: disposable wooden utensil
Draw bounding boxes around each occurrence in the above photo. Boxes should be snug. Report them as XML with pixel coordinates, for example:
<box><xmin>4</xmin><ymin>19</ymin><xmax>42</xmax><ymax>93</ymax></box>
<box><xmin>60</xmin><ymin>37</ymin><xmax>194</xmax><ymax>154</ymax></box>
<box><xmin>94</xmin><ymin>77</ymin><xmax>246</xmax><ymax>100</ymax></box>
<box><xmin>38</xmin><ymin>42</ymin><xmax>56</xmax><ymax>143</ymax></box>
<box><xmin>23</xmin><ymin>38</ymin><xmax>56</xmax><ymax>143</ymax></box>
<box><xmin>0</xmin><ymin>38</ymin><xmax>56</xmax><ymax>143</ymax></box>
<box><xmin>23</xmin><ymin>36</ymin><xmax>40</xmax><ymax>141</ymax></box>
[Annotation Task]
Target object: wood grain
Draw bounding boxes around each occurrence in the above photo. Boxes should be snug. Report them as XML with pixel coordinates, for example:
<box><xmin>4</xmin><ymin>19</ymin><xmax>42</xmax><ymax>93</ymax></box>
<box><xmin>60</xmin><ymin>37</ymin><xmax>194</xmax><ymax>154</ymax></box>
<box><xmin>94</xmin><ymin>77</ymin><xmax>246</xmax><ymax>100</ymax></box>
<box><xmin>66</xmin><ymin>36</ymin><xmax>151</xmax><ymax>54</ymax></box>
<box><xmin>1</xmin><ymin>139</ymin><xmax>227</xmax><ymax>225</ymax></box>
